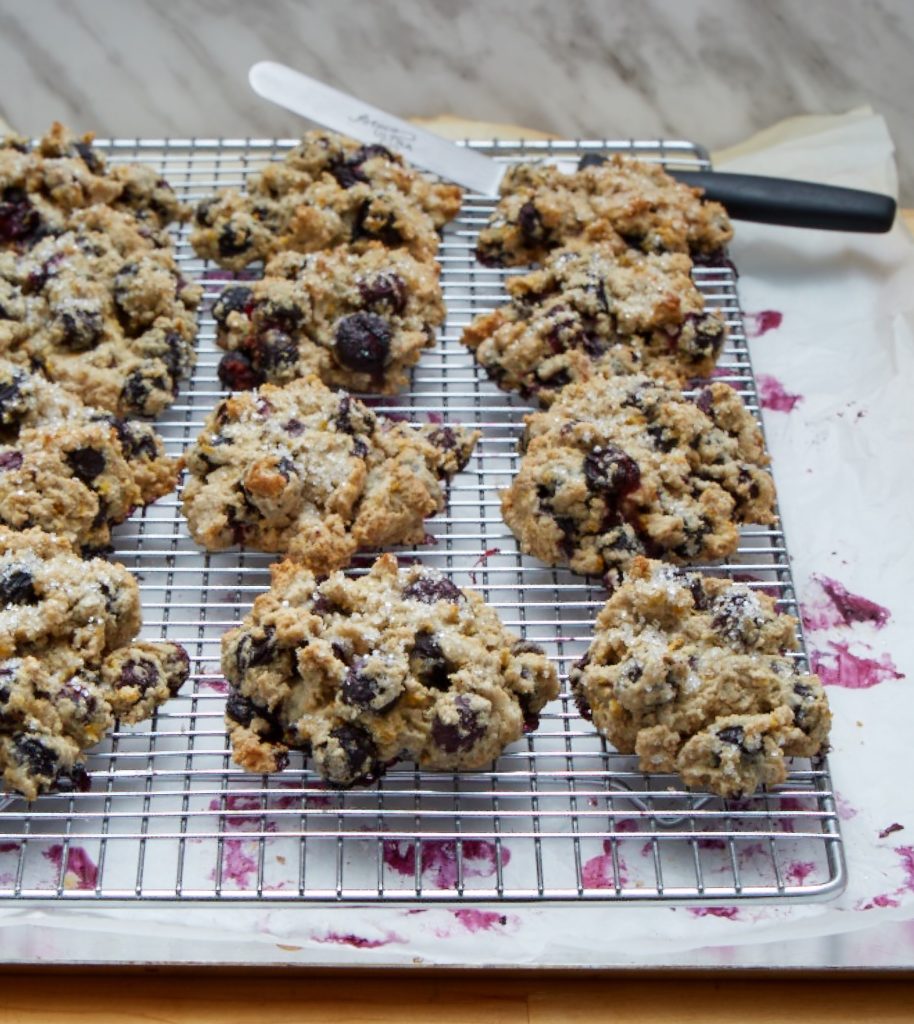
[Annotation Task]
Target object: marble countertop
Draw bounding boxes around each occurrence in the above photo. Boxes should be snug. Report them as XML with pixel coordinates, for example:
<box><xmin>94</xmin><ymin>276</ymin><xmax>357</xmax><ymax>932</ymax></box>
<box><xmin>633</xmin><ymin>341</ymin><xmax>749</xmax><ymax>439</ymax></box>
<box><xmin>0</xmin><ymin>0</ymin><xmax>911</xmax><ymax>202</ymax></box>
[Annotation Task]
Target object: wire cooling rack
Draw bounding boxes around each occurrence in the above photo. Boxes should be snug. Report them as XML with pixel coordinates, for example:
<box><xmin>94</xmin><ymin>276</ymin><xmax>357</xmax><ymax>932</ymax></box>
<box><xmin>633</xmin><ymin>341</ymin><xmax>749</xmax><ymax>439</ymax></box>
<box><xmin>0</xmin><ymin>137</ymin><xmax>844</xmax><ymax>903</ymax></box>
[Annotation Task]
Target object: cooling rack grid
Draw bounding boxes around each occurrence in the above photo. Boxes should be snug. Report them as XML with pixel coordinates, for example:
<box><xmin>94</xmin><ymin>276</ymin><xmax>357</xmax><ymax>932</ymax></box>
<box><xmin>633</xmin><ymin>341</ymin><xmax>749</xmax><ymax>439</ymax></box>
<box><xmin>0</xmin><ymin>137</ymin><xmax>844</xmax><ymax>903</ymax></box>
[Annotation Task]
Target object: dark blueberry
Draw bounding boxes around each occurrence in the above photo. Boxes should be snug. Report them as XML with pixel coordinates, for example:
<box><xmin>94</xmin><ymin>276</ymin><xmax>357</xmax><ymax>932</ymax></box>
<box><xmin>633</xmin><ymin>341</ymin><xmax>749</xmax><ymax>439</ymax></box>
<box><xmin>582</xmin><ymin>332</ymin><xmax>609</xmax><ymax>358</ymax></box>
<box><xmin>329</xmin><ymin>723</ymin><xmax>378</xmax><ymax>781</ymax></box>
<box><xmin>212</xmin><ymin>285</ymin><xmax>254</xmax><ymax>327</ymax></box>
<box><xmin>0</xmin><ymin>373</ymin><xmax>24</xmax><ymax>423</ymax></box>
<box><xmin>358</xmin><ymin>272</ymin><xmax>407</xmax><ymax>315</ymax></box>
<box><xmin>255</xmin><ymin>328</ymin><xmax>299</xmax><ymax>374</ymax></box>
<box><xmin>711</xmin><ymin>592</ymin><xmax>757</xmax><ymax>639</ymax></box>
<box><xmin>283</xmin><ymin>418</ymin><xmax>305</xmax><ymax>437</ymax></box>
<box><xmin>73</xmin><ymin>140</ymin><xmax>103</xmax><ymax>173</ymax></box>
<box><xmin>14</xmin><ymin>736</ymin><xmax>57</xmax><ymax>779</ymax></box>
<box><xmin>646</xmin><ymin>425</ymin><xmax>676</xmax><ymax>453</ymax></box>
<box><xmin>426</xmin><ymin>426</ymin><xmax>458</xmax><ymax>454</ymax></box>
<box><xmin>511</xmin><ymin>640</ymin><xmax>545</xmax><ymax>657</ymax></box>
<box><xmin>276</xmin><ymin>456</ymin><xmax>297</xmax><ymax>481</ymax></box>
<box><xmin>688</xmin><ymin>577</ymin><xmax>708</xmax><ymax>611</ymax></box>
<box><xmin>218</xmin><ymin>223</ymin><xmax>252</xmax><ymax>258</ymax></box>
<box><xmin>160</xmin><ymin>331</ymin><xmax>188</xmax><ymax>382</ymax></box>
<box><xmin>517</xmin><ymin>200</ymin><xmax>544</xmax><ymax>245</ymax></box>
<box><xmin>431</xmin><ymin>695</ymin><xmax>486</xmax><ymax>754</ymax></box>
<box><xmin>0</xmin><ymin>450</ymin><xmax>22</xmax><ymax>471</ymax></box>
<box><xmin>402</xmin><ymin>576</ymin><xmax>463</xmax><ymax>604</ymax></box>
<box><xmin>554</xmin><ymin>517</ymin><xmax>578</xmax><ymax>559</ymax></box>
<box><xmin>59</xmin><ymin>678</ymin><xmax>97</xmax><ymax>713</ymax></box>
<box><xmin>311</xmin><ymin>593</ymin><xmax>340</xmax><ymax>617</ymax></box>
<box><xmin>58</xmin><ymin>309</ymin><xmax>103</xmax><ymax>351</ymax></box>
<box><xmin>0</xmin><ymin>566</ymin><xmax>37</xmax><ymax>605</ymax></box>
<box><xmin>24</xmin><ymin>253</ymin><xmax>63</xmax><ymax>294</ymax></box>
<box><xmin>225</xmin><ymin>690</ymin><xmax>257</xmax><ymax>726</ymax></box>
<box><xmin>794</xmin><ymin>683</ymin><xmax>814</xmax><ymax>698</ymax></box>
<box><xmin>329</xmin><ymin>158</ymin><xmax>366</xmax><ymax>189</ymax></box>
<box><xmin>351</xmin><ymin>438</ymin><xmax>368</xmax><ymax>459</ymax></box>
<box><xmin>0</xmin><ymin>187</ymin><xmax>39</xmax><ymax>243</ymax></box>
<box><xmin>333</xmin><ymin>312</ymin><xmax>391</xmax><ymax>374</ymax></box>
<box><xmin>53</xmin><ymin>763</ymin><xmax>91</xmax><ymax>794</ymax></box>
<box><xmin>166</xmin><ymin>645</ymin><xmax>191</xmax><ymax>695</ymax></box>
<box><xmin>694</xmin><ymin>387</ymin><xmax>715</xmax><ymax>417</ymax></box>
<box><xmin>342</xmin><ymin>664</ymin><xmax>397</xmax><ymax>712</ymax></box>
<box><xmin>217</xmin><ymin>351</ymin><xmax>263</xmax><ymax>391</ymax></box>
<box><xmin>410</xmin><ymin>631</ymin><xmax>452</xmax><ymax>691</ymax></box>
<box><xmin>623</xmin><ymin>661</ymin><xmax>643</xmax><ymax>682</ymax></box>
<box><xmin>65</xmin><ymin>446</ymin><xmax>106</xmax><ymax>484</ymax></box>
<box><xmin>583</xmin><ymin>445</ymin><xmax>641</xmax><ymax>498</ymax></box>
<box><xmin>690</xmin><ymin>249</ymin><xmax>736</xmax><ymax>274</ymax></box>
<box><xmin>577</xmin><ymin>153</ymin><xmax>608</xmax><ymax>170</ymax></box>
<box><xmin>195</xmin><ymin>197</ymin><xmax>219</xmax><ymax>227</ymax></box>
<box><xmin>353</xmin><ymin>143</ymin><xmax>394</xmax><ymax>164</ymax></box>
<box><xmin>235</xmin><ymin>626</ymin><xmax>276</xmax><ymax>671</ymax></box>
<box><xmin>717</xmin><ymin>725</ymin><xmax>747</xmax><ymax>750</ymax></box>
<box><xmin>121</xmin><ymin>370</ymin><xmax>152</xmax><ymax>413</ymax></box>
<box><xmin>97</xmin><ymin>416</ymin><xmax>157</xmax><ymax>461</ymax></box>
<box><xmin>116</xmin><ymin>657</ymin><xmax>159</xmax><ymax>693</ymax></box>
<box><xmin>259</xmin><ymin>297</ymin><xmax>304</xmax><ymax>332</ymax></box>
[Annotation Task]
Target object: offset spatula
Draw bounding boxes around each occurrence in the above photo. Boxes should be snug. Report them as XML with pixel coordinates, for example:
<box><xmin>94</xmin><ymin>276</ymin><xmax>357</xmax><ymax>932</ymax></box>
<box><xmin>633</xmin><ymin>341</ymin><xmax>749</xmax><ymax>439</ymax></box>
<box><xmin>249</xmin><ymin>61</ymin><xmax>896</xmax><ymax>234</ymax></box>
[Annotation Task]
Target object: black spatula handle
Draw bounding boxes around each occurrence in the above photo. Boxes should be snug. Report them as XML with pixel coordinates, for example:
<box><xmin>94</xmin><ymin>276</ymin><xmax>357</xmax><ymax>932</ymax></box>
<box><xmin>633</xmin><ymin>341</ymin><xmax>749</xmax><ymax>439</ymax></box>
<box><xmin>670</xmin><ymin>170</ymin><xmax>896</xmax><ymax>233</ymax></box>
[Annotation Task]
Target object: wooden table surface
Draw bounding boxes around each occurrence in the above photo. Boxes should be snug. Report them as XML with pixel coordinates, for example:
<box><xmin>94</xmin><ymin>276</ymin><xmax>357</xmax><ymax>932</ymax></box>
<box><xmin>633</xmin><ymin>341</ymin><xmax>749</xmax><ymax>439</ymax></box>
<box><xmin>0</xmin><ymin>971</ymin><xmax>912</xmax><ymax>1022</ymax></box>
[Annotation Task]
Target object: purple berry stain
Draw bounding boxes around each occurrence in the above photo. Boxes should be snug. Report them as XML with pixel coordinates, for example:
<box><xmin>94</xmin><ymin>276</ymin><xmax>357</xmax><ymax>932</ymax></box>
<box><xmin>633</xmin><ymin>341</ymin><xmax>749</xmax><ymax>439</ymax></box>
<box><xmin>213</xmin><ymin>838</ymin><xmax>259</xmax><ymax>887</ymax></box>
<box><xmin>757</xmin><ymin>373</ymin><xmax>803</xmax><ymax>413</ymax></box>
<box><xmin>382</xmin><ymin>838</ymin><xmax>509</xmax><ymax>889</ymax></box>
<box><xmin>810</xmin><ymin>641</ymin><xmax>904</xmax><ymax>688</ymax></box>
<box><xmin>42</xmin><ymin>844</ymin><xmax>98</xmax><ymax>889</ymax></box>
<box><xmin>581</xmin><ymin>840</ymin><xmax>628</xmax><ymax>888</ymax></box>
<box><xmin>311</xmin><ymin>930</ymin><xmax>404</xmax><ymax>949</ymax></box>
<box><xmin>450</xmin><ymin>909</ymin><xmax>512</xmax><ymax>933</ymax></box>
<box><xmin>745</xmin><ymin>309</ymin><xmax>783</xmax><ymax>338</ymax></box>
<box><xmin>687</xmin><ymin>906</ymin><xmax>740</xmax><ymax>920</ymax></box>
<box><xmin>802</xmin><ymin>574</ymin><xmax>890</xmax><ymax>632</ymax></box>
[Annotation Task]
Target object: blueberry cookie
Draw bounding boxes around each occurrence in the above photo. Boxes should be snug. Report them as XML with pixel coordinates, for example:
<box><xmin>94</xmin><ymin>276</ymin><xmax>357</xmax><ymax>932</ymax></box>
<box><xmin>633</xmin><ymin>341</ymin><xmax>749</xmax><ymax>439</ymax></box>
<box><xmin>0</xmin><ymin>527</ymin><xmax>190</xmax><ymax>799</ymax></box>
<box><xmin>502</xmin><ymin>374</ymin><xmax>776</xmax><ymax>581</ymax></box>
<box><xmin>462</xmin><ymin>243</ymin><xmax>726</xmax><ymax>403</ymax></box>
<box><xmin>181</xmin><ymin>375</ymin><xmax>479</xmax><ymax>572</ymax></box>
<box><xmin>0</xmin><ymin>121</ymin><xmax>186</xmax><ymax>252</ymax></box>
<box><xmin>191</xmin><ymin>130</ymin><xmax>463</xmax><ymax>270</ymax></box>
<box><xmin>0</xmin><ymin>359</ymin><xmax>177</xmax><ymax>552</ymax></box>
<box><xmin>569</xmin><ymin>557</ymin><xmax>831</xmax><ymax>797</ymax></box>
<box><xmin>0</xmin><ymin>204</ymin><xmax>201</xmax><ymax>416</ymax></box>
<box><xmin>475</xmin><ymin>155</ymin><xmax>733</xmax><ymax>268</ymax></box>
<box><xmin>222</xmin><ymin>552</ymin><xmax>559</xmax><ymax>785</ymax></box>
<box><xmin>214</xmin><ymin>244</ymin><xmax>444</xmax><ymax>395</ymax></box>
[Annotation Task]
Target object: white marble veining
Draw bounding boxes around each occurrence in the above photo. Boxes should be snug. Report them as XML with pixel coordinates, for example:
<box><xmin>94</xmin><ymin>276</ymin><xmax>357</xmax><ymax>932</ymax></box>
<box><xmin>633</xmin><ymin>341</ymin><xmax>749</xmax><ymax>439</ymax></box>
<box><xmin>0</xmin><ymin>0</ymin><xmax>911</xmax><ymax>199</ymax></box>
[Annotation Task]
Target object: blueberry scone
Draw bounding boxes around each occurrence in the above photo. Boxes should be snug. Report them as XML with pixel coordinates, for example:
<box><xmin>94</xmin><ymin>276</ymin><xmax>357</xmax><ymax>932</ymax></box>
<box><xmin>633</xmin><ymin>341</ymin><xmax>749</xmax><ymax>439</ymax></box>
<box><xmin>475</xmin><ymin>155</ymin><xmax>733</xmax><ymax>268</ymax></box>
<box><xmin>0</xmin><ymin>527</ymin><xmax>190</xmax><ymax>799</ymax></box>
<box><xmin>222</xmin><ymin>553</ymin><xmax>559</xmax><ymax>785</ymax></box>
<box><xmin>191</xmin><ymin>130</ymin><xmax>463</xmax><ymax>269</ymax></box>
<box><xmin>0</xmin><ymin>121</ymin><xmax>186</xmax><ymax>252</ymax></box>
<box><xmin>502</xmin><ymin>375</ymin><xmax>776</xmax><ymax>582</ymax></box>
<box><xmin>462</xmin><ymin>243</ymin><xmax>726</xmax><ymax>403</ymax></box>
<box><xmin>569</xmin><ymin>557</ymin><xmax>831</xmax><ymax>797</ymax></box>
<box><xmin>181</xmin><ymin>376</ymin><xmax>479</xmax><ymax>571</ymax></box>
<box><xmin>214</xmin><ymin>244</ymin><xmax>444</xmax><ymax>395</ymax></box>
<box><xmin>0</xmin><ymin>359</ymin><xmax>177</xmax><ymax>552</ymax></box>
<box><xmin>0</xmin><ymin>204</ymin><xmax>201</xmax><ymax>416</ymax></box>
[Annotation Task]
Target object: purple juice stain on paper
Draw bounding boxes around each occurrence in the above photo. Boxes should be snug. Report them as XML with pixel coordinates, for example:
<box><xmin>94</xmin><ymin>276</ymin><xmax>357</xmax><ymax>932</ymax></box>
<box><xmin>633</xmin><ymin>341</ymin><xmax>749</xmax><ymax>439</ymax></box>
<box><xmin>688</xmin><ymin>906</ymin><xmax>740</xmax><ymax>920</ymax></box>
<box><xmin>451</xmin><ymin>909</ymin><xmax>511</xmax><ymax>933</ymax></box>
<box><xmin>879</xmin><ymin>823</ymin><xmax>905</xmax><ymax>839</ymax></box>
<box><xmin>198</xmin><ymin>677</ymin><xmax>229</xmax><ymax>693</ymax></box>
<box><xmin>382</xmin><ymin>838</ymin><xmax>509</xmax><ymax>889</ymax></box>
<box><xmin>214</xmin><ymin>837</ymin><xmax>258</xmax><ymax>887</ymax></box>
<box><xmin>786</xmin><ymin>860</ymin><xmax>816</xmax><ymax>885</ymax></box>
<box><xmin>745</xmin><ymin>310</ymin><xmax>784</xmax><ymax>338</ymax></box>
<box><xmin>426</xmin><ymin>411</ymin><xmax>444</xmax><ymax>424</ymax></box>
<box><xmin>857</xmin><ymin>893</ymin><xmax>902</xmax><ymax>910</ymax></box>
<box><xmin>757</xmin><ymin>373</ymin><xmax>803</xmax><ymax>413</ymax></box>
<box><xmin>581</xmin><ymin>840</ymin><xmax>629</xmax><ymax>888</ymax></box>
<box><xmin>835</xmin><ymin>792</ymin><xmax>858</xmax><ymax>821</ymax></box>
<box><xmin>312</xmin><ymin>930</ymin><xmax>405</xmax><ymax>948</ymax></box>
<box><xmin>0</xmin><ymin>842</ymin><xmax>19</xmax><ymax>854</ymax></box>
<box><xmin>42</xmin><ymin>844</ymin><xmax>98</xmax><ymax>889</ymax></box>
<box><xmin>802</xmin><ymin>575</ymin><xmax>890</xmax><ymax>632</ymax></box>
<box><xmin>897</xmin><ymin>845</ymin><xmax>914</xmax><ymax>892</ymax></box>
<box><xmin>810</xmin><ymin>641</ymin><xmax>904</xmax><ymax>689</ymax></box>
